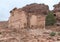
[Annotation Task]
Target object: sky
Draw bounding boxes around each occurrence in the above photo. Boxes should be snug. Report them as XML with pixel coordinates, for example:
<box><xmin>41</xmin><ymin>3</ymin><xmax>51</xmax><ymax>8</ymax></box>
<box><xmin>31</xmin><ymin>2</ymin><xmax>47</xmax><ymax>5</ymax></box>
<box><xmin>0</xmin><ymin>0</ymin><xmax>60</xmax><ymax>21</ymax></box>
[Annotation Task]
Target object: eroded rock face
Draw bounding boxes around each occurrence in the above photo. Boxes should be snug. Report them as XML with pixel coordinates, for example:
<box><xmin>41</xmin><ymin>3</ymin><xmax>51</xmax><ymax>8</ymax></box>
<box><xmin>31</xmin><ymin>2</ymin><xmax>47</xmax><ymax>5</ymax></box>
<box><xmin>53</xmin><ymin>2</ymin><xmax>60</xmax><ymax>18</ymax></box>
<box><xmin>53</xmin><ymin>2</ymin><xmax>60</xmax><ymax>25</ymax></box>
<box><xmin>53</xmin><ymin>2</ymin><xmax>60</xmax><ymax>13</ymax></box>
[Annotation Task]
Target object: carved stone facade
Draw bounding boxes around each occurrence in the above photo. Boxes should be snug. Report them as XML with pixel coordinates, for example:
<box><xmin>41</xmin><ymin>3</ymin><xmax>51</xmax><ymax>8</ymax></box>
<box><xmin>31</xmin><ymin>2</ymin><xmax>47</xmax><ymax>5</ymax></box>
<box><xmin>8</xmin><ymin>3</ymin><xmax>49</xmax><ymax>29</ymax></box>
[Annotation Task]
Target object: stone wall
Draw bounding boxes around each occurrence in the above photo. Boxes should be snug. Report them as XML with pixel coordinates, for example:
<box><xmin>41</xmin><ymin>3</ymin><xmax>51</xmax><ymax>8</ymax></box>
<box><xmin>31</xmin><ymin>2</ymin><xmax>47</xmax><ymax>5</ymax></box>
<box><xmin>9</xmin><ymin>9</ymin><xmax>46</xmax><ymax>29</ymax></box>
<box><xmin>9</xmin><ymin>8</ymin><xmax>27</xmax><ymax>29</ymax></box>
<box><xmin>30</xmin><ymin>14</ymin><xmax>46</xmax><ymax>29</ymax></box>
<box><xmin>8</xmin><ymin>3</ymin><xmax>49</xmax><ymax>29</ymax></box>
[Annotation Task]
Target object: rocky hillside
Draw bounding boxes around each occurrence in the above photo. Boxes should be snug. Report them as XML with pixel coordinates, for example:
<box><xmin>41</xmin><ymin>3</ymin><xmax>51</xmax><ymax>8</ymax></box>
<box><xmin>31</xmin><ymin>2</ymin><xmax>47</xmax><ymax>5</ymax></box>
<box><xmin>0</xmin><ymin>21</ymin><xmax>8</xmax><ymax>28</ymax></box>
<box><xmin>0</xmin><ymin>28</ymin><xmax>60</xmax><ymax>42</ymax></box>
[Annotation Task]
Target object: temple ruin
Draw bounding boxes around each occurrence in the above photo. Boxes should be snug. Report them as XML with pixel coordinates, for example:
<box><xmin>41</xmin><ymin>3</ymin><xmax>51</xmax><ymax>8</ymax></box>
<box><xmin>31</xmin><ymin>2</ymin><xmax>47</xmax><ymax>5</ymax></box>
<box><xmin>8</xmin><ymin>3</ymin><xmax>49</xmax><ymax>29</ymax></box>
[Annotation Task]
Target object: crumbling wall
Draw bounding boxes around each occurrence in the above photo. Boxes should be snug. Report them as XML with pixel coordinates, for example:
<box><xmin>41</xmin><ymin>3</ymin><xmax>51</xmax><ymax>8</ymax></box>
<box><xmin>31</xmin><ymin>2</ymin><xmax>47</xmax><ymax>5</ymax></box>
<box><xmin>9</xmin><ymin>8</ymin><xmax>27</xmax><ymax>29</ymax></box>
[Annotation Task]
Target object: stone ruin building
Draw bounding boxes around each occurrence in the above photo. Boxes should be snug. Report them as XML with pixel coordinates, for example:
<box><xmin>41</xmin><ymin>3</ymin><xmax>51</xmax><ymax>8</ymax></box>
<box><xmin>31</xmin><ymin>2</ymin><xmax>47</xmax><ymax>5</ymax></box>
<box><xmin>8</xmin><ymin>3</ymin><xmax>49</xmax><ymax>29</ymax></box>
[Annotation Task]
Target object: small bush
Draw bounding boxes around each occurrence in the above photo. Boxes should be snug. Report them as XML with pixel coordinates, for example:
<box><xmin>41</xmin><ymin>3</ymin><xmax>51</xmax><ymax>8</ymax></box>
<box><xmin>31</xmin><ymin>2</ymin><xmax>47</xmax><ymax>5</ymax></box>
<box><xmin>45</xmin><ymin>12</ymin><xmax>56</xmax><ymax>26</ymax></box>
<box><xmin>58</xmin><ymin>32</ymin><xmax>60</xmax><ymax>36</ymax></box>
<box><xmin>50</xmin><ymin>32</ymin><xmax>56</xmax><ymax>36</ymax></box>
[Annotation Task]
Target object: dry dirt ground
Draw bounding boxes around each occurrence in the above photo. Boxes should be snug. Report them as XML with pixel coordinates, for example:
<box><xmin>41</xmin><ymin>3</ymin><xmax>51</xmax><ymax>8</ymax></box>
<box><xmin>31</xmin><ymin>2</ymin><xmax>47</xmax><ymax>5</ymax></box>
<box><xmin>0</xmin><ymin>28</ymin><xmax>60</xmax><ymax>42</ymax></box>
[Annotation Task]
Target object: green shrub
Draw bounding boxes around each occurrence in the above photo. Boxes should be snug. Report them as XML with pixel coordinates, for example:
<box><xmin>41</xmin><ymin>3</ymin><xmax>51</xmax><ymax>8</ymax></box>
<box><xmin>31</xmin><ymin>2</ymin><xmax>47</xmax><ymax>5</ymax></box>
<box><xmin>50</xmin><ymin>32</ymin><xmax>56</xmax><ymax>36</ymax></box>
<box><xmin>45</xmin><ymin>12</ymin><xmax>56</xmax><ymax>26</ymax></box>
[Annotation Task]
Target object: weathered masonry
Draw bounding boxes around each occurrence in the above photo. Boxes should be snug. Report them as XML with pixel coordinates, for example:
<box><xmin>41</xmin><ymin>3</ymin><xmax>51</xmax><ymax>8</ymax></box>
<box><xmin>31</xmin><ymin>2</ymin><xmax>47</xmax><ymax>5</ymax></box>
<box><xmin>8</xmin><ymin>3</ymin><xmax>49</xmax><ymax>29</ymax></box>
